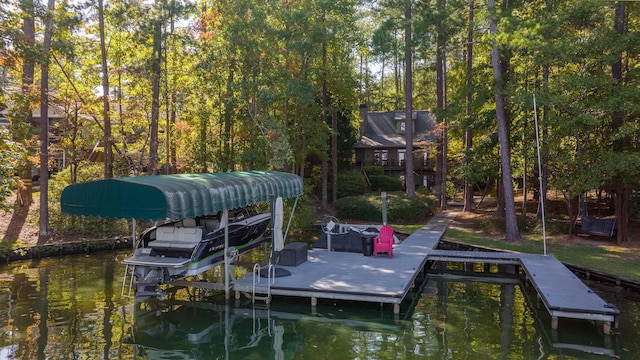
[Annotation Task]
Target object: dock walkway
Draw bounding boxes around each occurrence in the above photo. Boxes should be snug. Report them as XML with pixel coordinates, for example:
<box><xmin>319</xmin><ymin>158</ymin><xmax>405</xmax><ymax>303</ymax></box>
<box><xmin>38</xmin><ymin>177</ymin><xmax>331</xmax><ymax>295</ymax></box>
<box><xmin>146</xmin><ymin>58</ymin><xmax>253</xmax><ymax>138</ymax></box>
<box><xmin>231</xmin><ymin>211</ymin><xmax>619</xmax><ymax>332</ymax></box>
<box><xmin>427</xmin><ymin>249</ymin><xmax>620</xmax><ymax>332</ymax></box>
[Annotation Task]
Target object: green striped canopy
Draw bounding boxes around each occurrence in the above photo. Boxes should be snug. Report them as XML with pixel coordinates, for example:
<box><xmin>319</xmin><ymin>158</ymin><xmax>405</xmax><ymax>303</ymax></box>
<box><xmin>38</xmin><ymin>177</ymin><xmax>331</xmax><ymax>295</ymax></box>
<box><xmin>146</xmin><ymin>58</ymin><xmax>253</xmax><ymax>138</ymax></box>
<box><xmin>60</xmin><ymin>170</ymin><xmax>303</xmax><ymax>221</ymax></box>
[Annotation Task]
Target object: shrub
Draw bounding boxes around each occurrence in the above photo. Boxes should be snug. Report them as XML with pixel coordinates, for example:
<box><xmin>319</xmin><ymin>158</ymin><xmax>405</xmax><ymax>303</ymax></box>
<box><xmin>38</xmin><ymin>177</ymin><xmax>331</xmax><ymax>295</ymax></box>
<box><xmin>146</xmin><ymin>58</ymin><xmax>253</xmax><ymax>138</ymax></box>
<box><xmin>335</xmin><ymin>192</ymin><xmax>438</xmax><ymax>224</ymax></box>
<box><xmin>416</xmin><ymin>186</ymin><xmax>432</xmax><ymax>195</ymax></box>
<box><xmin>369</xmin><ymin>175</ymin><xmax>403</xmax><ymax>192</ymax></box>
<box><xmin>446</xmin><ymin>181</ymin><xmax>457</xmax><ymax>200</ymax></box>
<box><xmin>363</xmin><ymin>165</ymin><xmax>384</xmax><ymax>176</ymax></box>
<box><xmin>335</xmin><ymin>196</ymin><xmax>382</xmax><ymax>222</ymax></box>
<box><xmin>388</xmin><ymin>192</ymin><xmax>438</xmax><ymax>223</ymax></box>
<box><xmin>337</xmin><ymin>170</ymin><xmax>367</xmax><ymax>198</ymax></box>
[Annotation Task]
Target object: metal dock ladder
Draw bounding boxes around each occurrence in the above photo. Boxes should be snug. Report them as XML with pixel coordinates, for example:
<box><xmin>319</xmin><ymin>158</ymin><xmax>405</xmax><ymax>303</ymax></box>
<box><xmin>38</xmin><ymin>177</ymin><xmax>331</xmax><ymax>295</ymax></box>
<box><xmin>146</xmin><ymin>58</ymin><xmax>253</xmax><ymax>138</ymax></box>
<box><xmin>251</xmin><ymin>263</ymin><xmax>275</xmax><ymax>304</ymax></box>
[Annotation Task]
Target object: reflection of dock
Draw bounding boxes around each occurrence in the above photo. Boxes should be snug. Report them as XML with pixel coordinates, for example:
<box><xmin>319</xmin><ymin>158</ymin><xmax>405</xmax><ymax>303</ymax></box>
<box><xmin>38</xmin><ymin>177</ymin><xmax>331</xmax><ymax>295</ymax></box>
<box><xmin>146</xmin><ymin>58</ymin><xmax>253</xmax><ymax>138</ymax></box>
<box><xmin>231</xmin><ymin>211</ymin><xmax>618</xmax><ymax>334</ymax></box>
<box><xmin>127</xmin><ymin>297</ymin><xmax>406</xmax><ymax>359</ymax></box>
<box><xmin>427</xmin><ymin>249</ymin><xmax>620</xmax><ymax>333</ymax></box>
<box><xmin>429</xmin><ymin>271</ymin><xmax>617</xmax><ymax>357</ymax></box>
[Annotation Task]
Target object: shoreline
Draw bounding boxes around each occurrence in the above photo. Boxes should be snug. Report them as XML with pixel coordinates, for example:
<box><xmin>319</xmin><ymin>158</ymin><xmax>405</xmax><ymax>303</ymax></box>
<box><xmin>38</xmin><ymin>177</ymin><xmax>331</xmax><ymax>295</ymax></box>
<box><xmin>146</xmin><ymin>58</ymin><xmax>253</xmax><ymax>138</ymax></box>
<box><xmin>4</xmin><ymin>235</ymin><xmax>638</xmax><ymax>295</ymax></box>
<box><xmin>0</xmin><ymin>237</ymin><xmax>133</xmax><ymax>263</ymax></box>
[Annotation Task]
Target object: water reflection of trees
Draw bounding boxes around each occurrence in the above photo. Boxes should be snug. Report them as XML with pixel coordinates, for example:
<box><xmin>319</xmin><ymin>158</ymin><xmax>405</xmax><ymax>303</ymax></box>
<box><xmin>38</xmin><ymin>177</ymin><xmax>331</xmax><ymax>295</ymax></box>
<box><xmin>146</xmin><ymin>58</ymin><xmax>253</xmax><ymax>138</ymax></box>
<box><xmin>411</xmin><ymin>275</ymin><xmax>530</xmax><ymax>358</ymax></box>
<box><xmin>0</xmin><ymin>256</ymin><xmax>130</xmax><ymax>359</ymax></box>
<box><xmin>0</xmin><ymin>252</ymin><xmax>635</xmax><ymax>359</ymax></box>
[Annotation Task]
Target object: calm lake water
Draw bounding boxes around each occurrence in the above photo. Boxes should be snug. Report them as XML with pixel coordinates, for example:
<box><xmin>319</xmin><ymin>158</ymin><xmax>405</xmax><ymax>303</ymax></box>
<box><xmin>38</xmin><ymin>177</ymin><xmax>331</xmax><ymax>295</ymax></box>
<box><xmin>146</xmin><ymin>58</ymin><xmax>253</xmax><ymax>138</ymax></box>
<box><xmin>0</xmin><ymin>245</ymin><xmax>639</xmax><ymax>359</ymax></box>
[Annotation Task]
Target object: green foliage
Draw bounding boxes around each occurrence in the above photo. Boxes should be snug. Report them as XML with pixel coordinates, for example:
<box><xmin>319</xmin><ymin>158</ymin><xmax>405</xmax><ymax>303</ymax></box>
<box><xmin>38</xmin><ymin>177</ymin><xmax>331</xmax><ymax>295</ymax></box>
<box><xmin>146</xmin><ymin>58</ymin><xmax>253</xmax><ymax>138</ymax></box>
<box><xmin>386</xmin><ymin>194</ymin><xmax>436</xmax><ymax>223</ymax></box>
<box><xmin>444</xmin><ymin>227</ymin><xmax>640</xmax><ymax>282</ymax></box>
<box><xmin>363</xmin><ymin>165</ymin><xmax>384</xmax><ymax>176</ymax></box>
<box><xmin>446</xmin><ymin>181</ymin><xmax>457</xmax><ymax>200</ymax></box>
<box><xmin>335</xmin><ymin>192</ymin><xmax>437</xmax><ymax>224</ymax></box>
<box><xmin>48</xmin><ymin>163</ymin><xmax>129</xmax><ymax>238</ymax></box>
<box><xmin>4</xmin><ymin>0</ymin><xmax>640</xmax><ymax>228</ymax></box>
<box><xmin>0</xmin><ymin>128</ymin><xmax>27</xmax><ymax>211</ymax></box>
<box><xmin>337</xmin><ymin>170</ymin><xmax>367</xmax><ymax>198</ymax></box>
<box><xmin>335</xmin><ymin>196</ymin><xmax>383</xmax><ymax>222</ymax></box>
<box><xmin>284</xmin><ymin>185</ymin><xmax>316</xmax><ymax>231</ymax></box>
<box><xmin>369</xmin><ymin>174</ymin><xmax>402</xmax><ymax>192</ymax></box>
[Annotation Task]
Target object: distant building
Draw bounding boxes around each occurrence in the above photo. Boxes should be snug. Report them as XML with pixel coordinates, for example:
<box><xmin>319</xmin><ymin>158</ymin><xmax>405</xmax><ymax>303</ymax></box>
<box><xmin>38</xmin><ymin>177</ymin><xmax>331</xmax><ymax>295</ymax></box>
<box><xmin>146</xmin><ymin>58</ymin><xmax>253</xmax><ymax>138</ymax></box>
<box><xmin>354</xmin><ymin>104</ymin><xmax>437</xmax><ymax>188</ymax></box>
<box><xmin>1</xmin><ymin>105</ymin><xmax>69</xmax><ymax>177</ymax></box>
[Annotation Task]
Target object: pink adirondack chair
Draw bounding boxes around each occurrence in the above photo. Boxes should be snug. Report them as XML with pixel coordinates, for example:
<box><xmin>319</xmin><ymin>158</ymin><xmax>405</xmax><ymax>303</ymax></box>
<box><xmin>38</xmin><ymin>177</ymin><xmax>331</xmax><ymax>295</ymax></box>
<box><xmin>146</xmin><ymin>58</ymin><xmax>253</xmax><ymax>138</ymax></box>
<box><xmin>373</xmin><ymin>225</ymin><xmax>394</xmax><ymax>258</ymax></box>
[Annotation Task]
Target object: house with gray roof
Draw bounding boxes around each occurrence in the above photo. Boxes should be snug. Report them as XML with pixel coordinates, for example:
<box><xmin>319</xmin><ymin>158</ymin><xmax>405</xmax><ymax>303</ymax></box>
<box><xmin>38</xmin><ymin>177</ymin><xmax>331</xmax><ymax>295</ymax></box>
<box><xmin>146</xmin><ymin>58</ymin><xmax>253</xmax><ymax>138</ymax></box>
<box><xmin>354</xmin><ymin>104</ymin><xmax>437</xmax><ymax>188</ymax></box>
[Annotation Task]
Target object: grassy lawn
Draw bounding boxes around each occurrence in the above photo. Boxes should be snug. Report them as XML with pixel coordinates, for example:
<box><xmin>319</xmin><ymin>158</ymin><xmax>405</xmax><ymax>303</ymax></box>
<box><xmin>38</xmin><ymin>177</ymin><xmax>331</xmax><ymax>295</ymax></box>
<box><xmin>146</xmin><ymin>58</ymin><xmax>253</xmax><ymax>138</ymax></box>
<box><xmin>443</xmin><ymin>227</ymin><xmax>640</xmax><ymax>283</ymax></box>
<box><xmin>391</xmin><ymin>219</ymin><xmax>640</xmax><ymax>283</ymax></box>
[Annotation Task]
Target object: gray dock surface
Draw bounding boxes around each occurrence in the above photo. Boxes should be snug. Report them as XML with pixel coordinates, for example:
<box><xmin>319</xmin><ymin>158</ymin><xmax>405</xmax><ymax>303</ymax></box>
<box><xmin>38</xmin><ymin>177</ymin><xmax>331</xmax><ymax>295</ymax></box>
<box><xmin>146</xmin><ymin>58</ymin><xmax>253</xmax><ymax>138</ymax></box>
<box><xmin>233</xmin><ymin>211</ymin><xmax>457</xmax><ymax>305</ymax></box>
<box><xmin>230</xmin><ymin>211</ymin><xmax>619</xmax><ymax>331</ymax></box>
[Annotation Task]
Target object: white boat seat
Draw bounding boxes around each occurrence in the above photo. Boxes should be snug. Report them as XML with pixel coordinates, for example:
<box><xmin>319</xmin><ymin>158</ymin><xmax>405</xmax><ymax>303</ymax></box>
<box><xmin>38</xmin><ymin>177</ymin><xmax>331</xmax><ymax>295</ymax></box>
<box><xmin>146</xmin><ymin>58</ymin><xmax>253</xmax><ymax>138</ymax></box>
<box><xmin>149</xmin><ymin>226</ymin><xmax>203</xmax><ymax>250</ymax></box>
<box><xmin>200</xmin><ymin>219</ymin><xmax>220</xmax><ymax>233</ymax></box>
<box><xmin>181</xmin><ymin>218</ymin><xmax>197</xmax><ymax>227</ymax></box>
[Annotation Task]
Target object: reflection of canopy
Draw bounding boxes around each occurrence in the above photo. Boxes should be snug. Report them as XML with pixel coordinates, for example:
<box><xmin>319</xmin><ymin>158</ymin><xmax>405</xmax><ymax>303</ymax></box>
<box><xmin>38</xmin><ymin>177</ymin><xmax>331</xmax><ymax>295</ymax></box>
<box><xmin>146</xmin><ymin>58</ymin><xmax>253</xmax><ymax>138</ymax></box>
<box><xmin>61</xmin><ymin>171</ymin><xmax>303</xmax><ymax>221</ymax></box>
<box><xmin>273</xmin><ymin>197</ymin><xmax>284</xmax><ymax>251</ymax></box>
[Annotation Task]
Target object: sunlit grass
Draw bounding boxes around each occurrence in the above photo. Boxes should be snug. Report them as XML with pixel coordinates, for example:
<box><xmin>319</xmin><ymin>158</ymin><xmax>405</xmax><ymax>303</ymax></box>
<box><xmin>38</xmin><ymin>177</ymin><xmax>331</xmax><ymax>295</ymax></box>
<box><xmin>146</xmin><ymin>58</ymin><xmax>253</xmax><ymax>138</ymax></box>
<box><xmin>444</xmin><ymin>228</ymin><xmax>640</xmax><ymax>282</ymax></box>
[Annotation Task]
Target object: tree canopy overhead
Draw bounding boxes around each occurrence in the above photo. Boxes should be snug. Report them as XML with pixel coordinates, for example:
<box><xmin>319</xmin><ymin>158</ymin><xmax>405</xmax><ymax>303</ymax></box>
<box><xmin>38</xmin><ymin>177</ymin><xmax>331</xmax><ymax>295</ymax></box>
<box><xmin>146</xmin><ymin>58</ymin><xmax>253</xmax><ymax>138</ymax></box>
<box><xmin>1</xmin><ymin>0</ymin><xmax>640</xmax><ymax>234</ymax></box>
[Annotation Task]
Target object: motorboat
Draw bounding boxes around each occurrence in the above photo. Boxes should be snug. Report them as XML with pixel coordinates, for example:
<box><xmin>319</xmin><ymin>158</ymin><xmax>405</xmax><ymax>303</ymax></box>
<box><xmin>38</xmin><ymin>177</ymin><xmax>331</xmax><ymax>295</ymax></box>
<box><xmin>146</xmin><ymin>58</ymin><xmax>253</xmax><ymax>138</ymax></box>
<box><xmin>123</xmin><ymin>208</ymin><xmax>271</xmax><ymax>298</ymax></box>
<box><xmin>60</xmin><ymin>170</ymin><xmax>304</xmax><ymax>299</ymax></box>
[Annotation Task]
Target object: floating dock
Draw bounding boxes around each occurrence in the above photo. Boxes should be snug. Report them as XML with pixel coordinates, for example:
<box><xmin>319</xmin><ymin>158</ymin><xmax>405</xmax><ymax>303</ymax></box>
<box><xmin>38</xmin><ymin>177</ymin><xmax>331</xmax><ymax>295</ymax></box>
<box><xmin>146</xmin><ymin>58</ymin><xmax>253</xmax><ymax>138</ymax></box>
<box><xmin>230</xmin><ymin>211</ymin><xmax>619</xmax><ymax>333</ymax></box>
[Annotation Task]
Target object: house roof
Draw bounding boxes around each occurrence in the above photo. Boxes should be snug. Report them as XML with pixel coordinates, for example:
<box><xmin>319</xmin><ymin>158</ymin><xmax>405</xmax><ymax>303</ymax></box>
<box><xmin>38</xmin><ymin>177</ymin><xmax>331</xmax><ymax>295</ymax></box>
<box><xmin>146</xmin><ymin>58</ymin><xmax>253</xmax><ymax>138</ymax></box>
<box><xmin>354</xmin><ymin>110</ymin><xmax>436</xmax><ymax>149</ymax></box>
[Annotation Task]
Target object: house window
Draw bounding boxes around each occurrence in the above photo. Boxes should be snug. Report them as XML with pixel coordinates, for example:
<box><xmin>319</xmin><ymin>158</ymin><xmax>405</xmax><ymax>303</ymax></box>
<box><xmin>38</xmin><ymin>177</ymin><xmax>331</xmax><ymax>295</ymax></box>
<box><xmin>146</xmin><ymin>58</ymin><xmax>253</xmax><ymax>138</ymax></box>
<box><xmin>398</xmin><ymin>149</ymin><xmax>406</xmax><ymax>166</ymax></box>
<box><xmin>374</xmin><ymin>149</ymin><xmax>388</xmax><ymax>166</ymax></box>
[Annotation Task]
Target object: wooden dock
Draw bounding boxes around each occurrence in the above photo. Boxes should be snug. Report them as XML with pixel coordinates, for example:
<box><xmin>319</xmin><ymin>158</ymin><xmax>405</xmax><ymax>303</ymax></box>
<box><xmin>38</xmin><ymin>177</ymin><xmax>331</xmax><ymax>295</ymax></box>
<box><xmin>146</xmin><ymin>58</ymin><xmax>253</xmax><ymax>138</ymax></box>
<box><xmin>229</xmin><ymin>211</ymin><xmax>619</xmax><ymax>333</ymax></box>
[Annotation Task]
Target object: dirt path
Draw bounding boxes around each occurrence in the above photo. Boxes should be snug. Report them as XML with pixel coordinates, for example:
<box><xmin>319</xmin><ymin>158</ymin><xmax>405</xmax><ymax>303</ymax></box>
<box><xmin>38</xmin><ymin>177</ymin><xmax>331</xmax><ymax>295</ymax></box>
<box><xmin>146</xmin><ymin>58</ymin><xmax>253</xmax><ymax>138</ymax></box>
<box><xmin>0</xmin><ymin>194</ymin><xmax>78</xmax><ymax>247</ymax></box>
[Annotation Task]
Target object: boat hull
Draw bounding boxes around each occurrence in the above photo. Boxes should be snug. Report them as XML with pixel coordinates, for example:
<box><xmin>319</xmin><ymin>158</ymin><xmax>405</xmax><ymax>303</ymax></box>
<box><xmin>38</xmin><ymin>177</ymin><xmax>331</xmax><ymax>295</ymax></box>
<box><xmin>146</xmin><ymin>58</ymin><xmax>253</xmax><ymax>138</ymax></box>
<box><xmin>123</xmin><ymin>212</ymin><xmax>271</xmax><ymax>298</ymax></box>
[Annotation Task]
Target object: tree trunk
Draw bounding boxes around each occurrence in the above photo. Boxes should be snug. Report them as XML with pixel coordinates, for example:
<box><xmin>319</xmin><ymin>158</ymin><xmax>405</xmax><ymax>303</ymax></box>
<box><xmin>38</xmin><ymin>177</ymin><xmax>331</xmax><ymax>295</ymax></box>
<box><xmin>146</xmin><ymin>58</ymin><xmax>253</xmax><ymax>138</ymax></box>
<box><xmin>332</xmin><ymin>107</ymin><xmax>338</xmax><ymax>205</ymax></box>
<box><xmin>38</xmin><ymin>0</ymin><xmax>55</xmax><ymax>241</ymax></box>
<box><xmin>98</xmin><ymin>0</ymin><xmax>113</xmax><ymax>178</ymax></box>
<box><xmin>442</xmin><ymin>53</ymin><xmax>448</xmax><ymax>210</ymax></box>
<box><xmin>321</xmin><ymin>22</ymin><xmax>329</xmax><ymax>210</ymax></box>
<box><xmin>463</xmin><ymin>0</ymin><xmax>475</xmax><ymax>212</ymax></box>
<box><xmin>148</xmin><ymin>11</ymin><xmax>162</xmax><ymax>176</ymax></box>
<box><xmin>223</xmin><ymin>59</ymin><xmax>235</xmax><ymax>172</ymax></box>
<box><xmin>19</xmin><ymin>0</ymin><xmax>35</xmax><ymax>206</ymax></box>
<box><xmin>168</xmin><ymin>5</ymin><xmax>177</xmax><ymax>173</ymax></box>
<box><xmin>394</xmin><ymin>28</ymin><xmax>400</xmax><ymax>112</ymax></box>
<box><xmin>489</xmin><ymin>0</ymin><xmax>519</xmax><ymax>241</ymax></box>
<box><xmin>436</xmin><ymin>0</ymin><xmax>447</xmax><ymax>209</ymax></box>
<box><xmin>612</xmin><ymin>4</ymin><xmax>625</xmax><ymax>152</ymax></box>
<box><xmin>404</xmin><ymin>0</ymin><xmax>415</xmax><ymax>198</ymax></box>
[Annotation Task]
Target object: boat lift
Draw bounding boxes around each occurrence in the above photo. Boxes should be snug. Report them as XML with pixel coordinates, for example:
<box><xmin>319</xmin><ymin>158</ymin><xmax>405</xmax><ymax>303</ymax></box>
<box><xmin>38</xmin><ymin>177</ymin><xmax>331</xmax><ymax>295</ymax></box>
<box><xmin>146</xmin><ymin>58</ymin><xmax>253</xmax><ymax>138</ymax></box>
<box><xmin>60</xmin><ymin>170</ymin><xmax>304</xmax><ymax>299</ymax></box>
